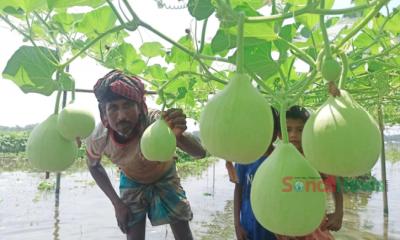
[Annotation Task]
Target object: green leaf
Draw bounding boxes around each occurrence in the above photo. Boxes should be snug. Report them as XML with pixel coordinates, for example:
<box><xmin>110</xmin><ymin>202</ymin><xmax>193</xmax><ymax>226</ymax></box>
<box><xmin>51</xmin><ymin>12</ymin><xmax>84</xmax><ymax>33</ymax></box>
<box><xmin>229</xmin><ymin>39</ymin><xmax>278</xmax><ymax>80</ymax></box>
<box><xmin>2</xmin><ymin>46</ymin><xmax>59</xmax><ymax>96</ymax></box>
<box><xmin>274</xmin><ymin>24</ymin><xmax>295</xmax><ymax>61</ymax></box>
<box><xmin>353</xmin><ymin>32</ymin><xmax>373</xmax><ymax>48</ymax></box>
<box><xmin>229</xmin><ymin>21</ymin><xmax>278</xmax><ymax>41</ymax></box>
<box><xmin>3</xmin><ymin>0</ymin><xmax>48</xmax><ymax>13</ymax></box>
<box><xmin>139</xmin><ymin>42</ymin><xmax>165</xmax><ymax>58</ymax></box>
<box><xmin>211</xmin><ymin>29</ymin><xmax>236</xmax><ymax>53</ymax></box>
<box><xmin>188</xmin><ymin>0</ymin><xmax>215</xmax><ymax>20</ymax></box>
<box><xmin>47</xmin><ymin>0</ymin><xmax>105</xmax><ymax>8</ymax></box>
<box><xmin>166</xmin><ymin>35</ymin><xmax>195</xmax><ymax>64</ymax></box>
<box><xmin>383</xmin><ymin>13</ymin><xmax>400</xmax><ymax>33</ymax></box>
<box><xmin>59</xmin><ymin>72</ymin><xmax>74</xmax><ymax>91</ymax></box>
<box><xmin>76</xmin><ymin>6</ymin><xmax>117</xmax><ymax>38</ymax></box>
<box><xmin>127</xmin><ymin>60</ymin><xmax>146</xmax><ymax>75</ymax></box>
<box><xmin>146</xmin><ymin>64</ymin><xmax>167</xmax><ymax>80</ymax></box>
<box><xmin>105</xmin><ymin>42</ymin><xmax>144</xmax><ymax>75</ymax></box>
<box><xmin>2</xmin><ymin>6</ymin><xmax>25</xmax><ymax>17</ymax></box>
<box><xmin>292</xmin><ymin>0</ymin><xmax>335</xmax><ymax>30</ymax></box>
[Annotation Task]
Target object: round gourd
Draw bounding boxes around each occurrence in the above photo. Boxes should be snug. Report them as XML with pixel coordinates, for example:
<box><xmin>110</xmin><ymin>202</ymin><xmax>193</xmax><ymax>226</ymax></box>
<box><xmin>251</xmin><ymin>143</ymin><xmax>326</xmax><ymax>236</ymax></box>
<box><xmin>199</xmin><ymin>73</ymin><xmax>274</xmax><ymax>164</ymax></box>
<box><xmin>302</xmin><ymin>90</ymin><xmax>382</xmax><ymax>176</ymax></box>
<box><xmin>140</xmin><ymin>119</ymin><xmax>176</xmax><ymax>161</ymax></box>
<box><xmin>321</xmin><ymin>57</ymin><xmax>341</xmax><ymax>82</ymax></box>
<box><xmin>57</xmin><ymin>102</ymin><xmax>95</xmax><ymax>140</ymax></box>
<box><xmin>27</xmin><ymin>114</ymin><xmax>78</xmax><ymax>172</ymax></box>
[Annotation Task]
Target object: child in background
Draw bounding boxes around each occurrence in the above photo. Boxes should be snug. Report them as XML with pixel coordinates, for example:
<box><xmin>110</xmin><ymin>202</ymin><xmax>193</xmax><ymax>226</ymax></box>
<box><xmin>275</xmin><ymin>106</ymin><xmax>343</xmax><ymax>240</ymax></box>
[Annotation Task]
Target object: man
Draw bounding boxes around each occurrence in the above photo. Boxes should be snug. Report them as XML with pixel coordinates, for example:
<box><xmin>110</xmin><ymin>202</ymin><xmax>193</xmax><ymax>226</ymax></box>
<box><xmin>85</xmin><ymin>70</ymin><xmax>206</xmax><ymax>240</ymax></box>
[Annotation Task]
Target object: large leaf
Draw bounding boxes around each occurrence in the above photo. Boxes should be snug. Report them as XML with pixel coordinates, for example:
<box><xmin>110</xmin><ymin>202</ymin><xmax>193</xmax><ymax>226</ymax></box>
<box><xmin>2</xmin><ymin>46</ymin><xmax>59</xmax><ymax>96</ymax></box>
<box><xmin>76</xmin><ymin>6</ymin><xmax>117</xmax><ymax>38</ymax></box>
<box><xmin>47</xmin><ymin>0</ymin><xmax>105</xmax><ymax>8</ymax></box>
<box><xmin>139</xmin><ymin>42</ymin><xmax>165</xmax><ymax>58</ymax></box>
<box><xmin>188</xmin><ymin>0</ymin><xmax>215</xmax><ymax>20</ymax></box>
<box><xmin>229</xmin><ymin>39</ymin><xmax>279</xmax><ymax>80</ymax></box>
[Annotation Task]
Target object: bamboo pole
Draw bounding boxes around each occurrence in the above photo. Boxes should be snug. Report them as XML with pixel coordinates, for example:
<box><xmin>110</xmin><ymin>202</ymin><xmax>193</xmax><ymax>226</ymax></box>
<box><xmin>377</xmin><ymin>103</ymin><xmax>388</xmax><ymax>216</ymax></box>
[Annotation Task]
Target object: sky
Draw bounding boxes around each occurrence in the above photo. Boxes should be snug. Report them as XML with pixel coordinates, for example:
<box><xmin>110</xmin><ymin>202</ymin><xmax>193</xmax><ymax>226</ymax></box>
<box><xmin>0</xmin><ymin>0</ymin><xmax>399</xmax><ymax>127</ymax></box>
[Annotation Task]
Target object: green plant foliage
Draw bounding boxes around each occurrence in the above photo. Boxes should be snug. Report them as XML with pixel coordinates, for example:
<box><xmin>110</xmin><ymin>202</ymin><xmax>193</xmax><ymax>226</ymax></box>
<box><xmin>139</xmin><ymin>42</ymin><xmax>165</xmax><ymax>58</ymax></box>
<box><xmin>76</xmin><ymin>6</ymin><xmax>117</xmax><ymax>38</ymax></box>
<box><xmin>188</xmin><ymin>0</ymin><xmax>215</xmax><ymax>20</ymax></box>
<box><xmin>2</xmin><ymin>46</ymin><xmax>59</xmax><ymax>96</ymax></box>
<box><xmin>47</xmin><ymin>0</ymin><xmax>105</xmax><ymax>9</ymax></box>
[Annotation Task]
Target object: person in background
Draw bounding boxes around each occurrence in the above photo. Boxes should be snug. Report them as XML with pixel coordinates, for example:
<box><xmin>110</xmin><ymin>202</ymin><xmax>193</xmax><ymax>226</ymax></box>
<box><xmin>275</xmin><ymin>105</ymin><xmax>343</xmax><ymax>240</ymax></box>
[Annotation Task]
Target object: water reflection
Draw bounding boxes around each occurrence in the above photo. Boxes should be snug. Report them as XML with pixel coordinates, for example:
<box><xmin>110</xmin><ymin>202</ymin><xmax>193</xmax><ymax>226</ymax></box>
<box><xmin>0</xmin><ymin>152</ymin><xmax>399</xmax><ymax>239</ymax></box>
<box><xmin>53</xmin><ymin>201</ymin><xmax>60</xmax><ymax>240</ymax></box>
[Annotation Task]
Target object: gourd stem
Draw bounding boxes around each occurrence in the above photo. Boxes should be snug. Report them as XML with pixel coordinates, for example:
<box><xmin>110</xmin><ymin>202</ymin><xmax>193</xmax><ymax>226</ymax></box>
<box><xmin>279</xmin><ymin>104</ymin><xmax>289</xmax><ymax>144</ymax></box>
<box><xmin>236</xmin><ymin>12</ymin><xmax>245</xmax><ymax>74</ymax></box>
<box><xmin>319</xmin><ymin>0</ymin><xmax>332</xmax><ymax>58</ymax></box>
<box><xmin>338</xmin><ymin>52</ymin><xmax>349</xmax><ymax>89</ymax></box>
<box><xmin>54</xmin><ymin>89</ymin><xmax>62</xmax><ymax>114</ymax></box>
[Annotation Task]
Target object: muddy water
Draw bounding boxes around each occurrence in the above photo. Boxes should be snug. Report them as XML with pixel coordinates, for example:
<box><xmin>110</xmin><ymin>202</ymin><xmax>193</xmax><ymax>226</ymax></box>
<box><xmin>1</xmin><ymin>146</ymin><xmax>399</xmax><ymax>239</ymax></box>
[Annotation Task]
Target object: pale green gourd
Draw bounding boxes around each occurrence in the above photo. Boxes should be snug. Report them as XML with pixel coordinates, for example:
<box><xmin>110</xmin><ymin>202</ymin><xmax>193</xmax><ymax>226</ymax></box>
<box><xmin>251</xmin><ymin>143</ymin><xmax>326</xmax><ymax>236</ymax></box>
<box><xmin>140</xmin><ymin>119</ymin><xmax>176</xmax><ymax>161</ymax></box>
<box><xmin>302</xmin><ymin>90</ymin><xmax>381</xmax><ymax>176</ymax></box>
<box><xmin>27</xmin><ymin>114</ymin><xmax>78</xmax><ymax>172</ymax></box>
<box><xmin>199</xmin><ymin>73</ymin><xmax>274</xmax><ymax>164</ymax></box>
<box><xmin>57</xmin><ymin>102</ymin><xmax>95</xmax><ymax>140</ymax></box>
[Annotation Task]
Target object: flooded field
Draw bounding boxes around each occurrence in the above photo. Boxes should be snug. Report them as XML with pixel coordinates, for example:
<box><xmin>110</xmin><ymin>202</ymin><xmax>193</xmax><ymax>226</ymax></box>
<box><xmin>0</xmin><ymin>134</ymin><xmax>399</xmax><ymax>239</ymax></box>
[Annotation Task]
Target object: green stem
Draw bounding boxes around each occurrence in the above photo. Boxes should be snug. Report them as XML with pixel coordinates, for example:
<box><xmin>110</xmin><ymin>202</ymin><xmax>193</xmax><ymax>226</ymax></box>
<box><xmin>54</xmin><ymin>89</ymin><xmax>62</xmax><ymax>114</ymax></box>
<box><xmin>33</xmin><ymin>12</ymin><xmax>58</xmax><ymax>46</ymax></box>
<box><xmin>287</xmin><ymin>57</ymin><xmax>296</xmax><ymax>82</ymax></box>
<box><xmin>199</xmin><ymin>18</ymin><xmax>208</xmax><ymax>53</ymax></box>
<box><xmin>32</xmin><ymin>11</ymin><xmax>61</xmax><ymax>64</ymax></box>
<box><xmin>0</xmin><ymin>14</ymin><xmax>31</xmax><ymax>40</ymax></box>
<box><xmin>350</xmin><ymin>42</ymin><xmax>400</xmax><ymax>68</ymax></box>
<box><xmin>121</xmin><ymin>0</ymin><xmax>141</xmax><ymax>22</ymax></box>
<box><xmin>279</xmin><ymin>103</ymin><xmax>289</xmax><ymax>144</ymax></box>
<box><xmin>139</xmin><ymin>20</ymin><xmax>229</xmax><ymax>63</ymax></box>
<box><xmin>158</xmin><ymin>90</ymin><xmax>167</xmax><ymax>112</ymax></box>
<box><xmin>271</xmin><ymin>0</ymin><xmax>277</xmax><ymax>15</ymax></box>
<box><xmin>338</xmin><ymin>52</ymin><xmax>348</xmax><ymax>89</ymax></box>
<box><xmin>278</xmin><ymin>65</ymin><xmax>289</xmax><ymax>91</ymax></box>
<box><xmin>311</xmin><ymin>2</ymin><xmax>376</xmax><ymax>15</ymax></box>
<box><xmin>106</xmin><ymin>0</ymin><xmax>126</xmax><ymax>26</ymax></box>
<box><xmin>246</xmin><ymin>1</ymin><xmax>317</xmax><ymax>23</ymax></box>
<box><xmin>336</xmin><ymin>0</ymin><xmax>389</xmax><ymax>50</ymax></box>
<box><xmin>278</xmin><ymin>37</ymin><xmax>316</xmax><ymax>69</ymax></box>
<box><xmin>246</xmin><ymin>1</ymin><xmax>375</xmax><ymax>24</ymax></box>
<box><xmin>319</xmin><ymin>0</ymin><xmax>332</xmax><ymax>57</ymax></box>
<box><xmin>248</xmin><ymin>71</ymin><xmax>281</xmax><ymax>103</ymax></box>
<box><xmin>60</xmin><ymin>25</ymin><xmax>124</xmax><ymax>68</ymax></box>
<box><xmin>290</xmin><ymin>70</ymin><xmax>317</xmax><ymax>105</ymax></box>
<box><xmin>236</xmin><ymin>12</ymin><xmax>245</xmax><ymax>74</ymax></box>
